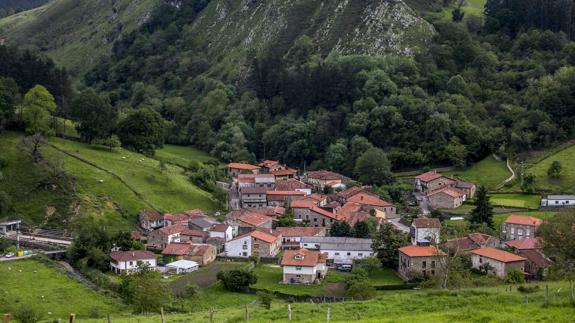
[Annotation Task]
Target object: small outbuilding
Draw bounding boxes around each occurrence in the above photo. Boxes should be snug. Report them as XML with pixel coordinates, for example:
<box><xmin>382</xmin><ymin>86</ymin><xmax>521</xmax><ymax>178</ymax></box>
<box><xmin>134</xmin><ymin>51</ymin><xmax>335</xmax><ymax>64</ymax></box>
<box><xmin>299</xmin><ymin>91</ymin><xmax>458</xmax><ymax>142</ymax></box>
<box><xmin>166</xmin><ymin>260</ymin><xmax>199</xmax><ymax>274</ymax></box>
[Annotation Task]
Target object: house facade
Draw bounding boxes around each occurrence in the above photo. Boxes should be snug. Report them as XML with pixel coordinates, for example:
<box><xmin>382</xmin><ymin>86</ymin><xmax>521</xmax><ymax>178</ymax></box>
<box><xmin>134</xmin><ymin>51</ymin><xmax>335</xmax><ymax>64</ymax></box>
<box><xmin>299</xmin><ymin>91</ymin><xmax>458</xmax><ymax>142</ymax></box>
<box><xmin>147</xmin><ymin>225</ymin><xmax>186</xmax><ymax>250</ymax></box>
<box><xmin>398</xmin><ymin>245</ymin><xmax>446</xmax><ymax>280</ymax></box>
<box><xmin>237</xmin><ymin>213</ymin><xmax>274</xmax><ymax>234</ymax></box>
<box><xmin>281</xmin><ymin>249</ymin><xmax>328</xmax><ymax>284</ymax></box>
<box><xmin>240</xmin><ymin>187</ymin><xmax>268</xmax><ymax>208</ymax></box>
<box><xmin>162</xmin><ymin>242</ymin><xmax>217</xmax><ymax>266</ymax></box>
<box><xmin>138</xmin><ymin>210</ymin><xmax>165</xmax><ymax>231</ymax></box>
<box><xmin>266</xmin><ymin>191</ymin><xmax>306</xmax><ymax>207</ymax></box>
<box><xmin>410</xmin><ymin>218</ymin><xmax>441</xmax><ymax>245</ymax></box>
<box><xmin>471</xmin><ymin>248</ymin><xmax>526</xmax><ymax>278</ymax></box>
<box><xmin>303</xmin><ymin>170</ymin><xmax>345</xmax><ymax>191</ymax></box>
<box><xmin>500</xmin><ymin>215</ymin><xmax>543</xmax><ymax>241</ymax></box>
<box><xmin>110</xmin><ymin>250</ymin><xmax>157</xmax><ymax>274</ymax></box>
<box><xmin>444</xmin><ymin>233</ymin><xmax>501</xmax><ymax>253</ymax></box>
<box><xmin>228</xmin><ymin>163</ymin><xmax>260</xmax><ymax>177</ymax></box>
<box><xmin>225</xmin><ymin>230</ymin><xmax>281</xmax><ymax>258</ymax></box>
<box><xmin>414</xmin><ymin>171</ymin><xmax>456</xmax><ymax>195</ymax></box>
<box><xmin>300</xmin><ymin>237</ymin><xmax>374</xmax><ymax>265</ymax></box>
<box><xmin>541</xmin><ymin>195</ymin><xmax>575</xmax><ymax>207</ymax></box>
<box><xmin>428</xmin><ymin>187</ymin><xmax>466</xmax><ymax>209</ymax></box>
<box><xmin>275</xmin><ymin>227</ymin><xmax>326</xmax><ymax>249</ymax></box>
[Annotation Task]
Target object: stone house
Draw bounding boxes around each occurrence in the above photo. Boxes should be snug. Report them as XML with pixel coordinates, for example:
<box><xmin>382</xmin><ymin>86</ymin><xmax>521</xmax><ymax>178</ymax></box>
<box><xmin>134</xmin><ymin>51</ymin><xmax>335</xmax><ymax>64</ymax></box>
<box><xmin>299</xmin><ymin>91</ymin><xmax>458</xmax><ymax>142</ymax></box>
<box><xmin>225</xmin><ymin>229</ymin><xmax>282</xmax><ymax>258</ymax></box>
<box><xmin>500</xmin><ymin>215</ymin><xmax>543</xmax><ymax>241</ymax></box>
<box><xmin>346</xmin><ymin>192</ymin><xmax>397</xmax><ymax>217</ymax></box>
<box><xmin>147</xmin><ymin>225</ymin><xmax>187</xmax><ymax>250</ymax></box>
<box><xmin>428</xmin><ymin>187</ymin><xmax>466</xmax><ymax>209</ymax></box>
<box><xmin>281</xmin><ymin>248</ymin><xmax>328</xmax><ymax>284</ymax></box>
<box><xmin>138</xmin><ymin>210</ymin><xmax>165</xmax><ymax>231</ymax></box>
<box><xmin>398</xmin><ymin>245</ymin><xmax>447</xmax><ymax>280</ymax></box>
<box><xmin>266</xmin><ymin>190</ymin><xmax>306</xmax><ymax>207</ymax></box>
<box><xmin>237</xmin><ymin>212</ymin><xmax>274</xmax><ymax>234</ymax></box>
<box><xmin>161</xmin><ymin>242</ymin><xmax>217</xmax><ymax>266</ymax></box>
<box><xmin>303</xmin><ymin>170</ymin><xmax>345</xmax><ymax>191</ymax></box>
<box><xmin>228</xmin><ymin>163</ymin><xmax>260</xmax><ymax>178</ymax></box>
<box><xmin>240</xmin><ymin>187</ymin><xmax>268</xmax><ymax>208</ymax></box>
<box><xmin>414</xmin><ymin>171</ymin><xmax>456</xmax><ymax>195</ymax></box>
<box><xmin>471</xmin><ymin>247</ymin><xmax>526</xmax><ymax>278</ymax></box>
<box><xmin>444</xmin><ymin>233</ymin><xmax>501</xmax><ymax>254</ymax></box>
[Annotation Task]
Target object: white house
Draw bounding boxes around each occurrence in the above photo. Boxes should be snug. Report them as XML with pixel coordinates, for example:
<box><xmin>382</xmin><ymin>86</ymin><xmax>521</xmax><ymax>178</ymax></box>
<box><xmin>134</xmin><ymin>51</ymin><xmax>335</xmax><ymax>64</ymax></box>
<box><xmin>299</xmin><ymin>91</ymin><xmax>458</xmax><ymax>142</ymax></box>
<box><xmin>110</xmin><ymin>250</ymin><xmax>157</xmax><ymax>274</ymax></box>
<box><xmin>225</xmin><ymin>230</ymin><xmax>281</xmax><ymax>258</ymax></box>
<box><xmin>209</xmin><ymin>224</ymin><xmax>234</xmax><ymax>241</ymax></box>
<box><xmin>410</xmin><ymin>218</ymin><xmax>441</xmax><ymax>245</ymax></box>
<box><xmin>541</xmin><ymin>195</ymin><xmax>575</xmax><ymax>207</ymax></box>
<box><xmin>281</xmin><ymin>248</ymin><xmax>328</xmax><ymax>284</ymax></box>
<box><xmin>299</xmin><ymin>237</ymin><xmax>374</xmax><ymax>265</ymax></box>
<box><xmin>470</xmin><ymin>248</ymin><xmax>526</xmax><ymax>278</ymax></box>
<box><xmin>275</xmin><ymin>227</ymin><xmax>326</xmax><ymax>249</ymax></box>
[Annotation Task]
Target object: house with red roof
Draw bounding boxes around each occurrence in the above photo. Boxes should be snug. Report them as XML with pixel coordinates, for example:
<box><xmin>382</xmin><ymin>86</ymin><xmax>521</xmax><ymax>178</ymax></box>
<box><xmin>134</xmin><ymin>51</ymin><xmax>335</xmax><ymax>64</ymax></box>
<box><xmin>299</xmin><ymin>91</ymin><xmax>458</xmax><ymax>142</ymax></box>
<box><xmin>110</xmin><ymin>250</ymin><xmax>157</xmax><ymax>274</ymax></box>
<box><xmin>347</xmin><ymin>192</ymin><xmax>396</xmax><ymax>216</ymax></box>
<box><xmin>410</xmin><ymin>218</ymin><xmax>441</xmax><ymax>245</ymax></box>
<box><xmin>398</xmin><ymin>244</ymin><xmax>446</xmax><ymax>280</ymax></box>
<box><xmin>444</xmin><ymin>233</ymin><xmax>501</xmax><ymax>253</ymax></box>
<box><xmin>164</xmin><ymin>209</ymin><xmax>206</xmax><ymax>226</ymax></box>
<box><xmin>275</xmin><ymin>227</ymin><xmax>326</xmax><ymax>249</ymax></box>
<box><xmin>138</xmin><ymin>210</ymin><xmax>165</xmax><ymax>231</ymax></box>
<box><xmin>266</xmin><ymin>190</ymin><xmax>306</xmax><ymax>207</ymax></box>
<box><xmin>275</xmin><ymin>179</ymin><xmax>310</xmax><ymax>193</ymax></box>
<box><xmin>504</xmin><ymin>238</ymin><xmax>550</xmax><ymax>279</ymax></box>
<box><xmin>225</xmin><ymin>229</ymin><xmax>282</xmax><ymax>258</ymax></box>
<box><xmin>271</xmin><ymin>168</ymin><xmax>298</xmax><ymax>180</ymax></box>
<box><xmin>228</xmin><ymin>163</ymin><xmax>260</xmax><ymax>177</ymax></box>
<box><xmin>500</xmin><ymin>215</ymin><xmax>543</xmax><ymax>241</ymax></box>
<box><xmin>281</xmin><ymin>249</ymin><xmax>328</xmax><ymax>284</ymax></box>
<box><xmin>237</xmin><ymin>212</ymin><xmax>274</xmax><ymax>234</ymax></box>
<box><xmin>428</xmin><ymin>187</ymin><xmax>466</xmax><ymax>209</ymax></box>
<box><xmin>303</xmin><ymin>170</ymin><xmax>347</xmax><ymax>191</ymax></box>
<box><xmin>415</xmin><ymin>170</ymin><xmax>457</xmax><ymax>195</ymax></box>
<box><xmin>471</xmin><ymin>247</ymin><xmax>526</xmax><ymax>278</ymax></box>
<box><xmin>147</xmin><ymin>224</ymin><xmax>188</xmax><ymax>250</ymax></box>
<box><xmin>258</xmin><ymin>160</ymin><xmax>287</xmax><ymax>173</ymax></box>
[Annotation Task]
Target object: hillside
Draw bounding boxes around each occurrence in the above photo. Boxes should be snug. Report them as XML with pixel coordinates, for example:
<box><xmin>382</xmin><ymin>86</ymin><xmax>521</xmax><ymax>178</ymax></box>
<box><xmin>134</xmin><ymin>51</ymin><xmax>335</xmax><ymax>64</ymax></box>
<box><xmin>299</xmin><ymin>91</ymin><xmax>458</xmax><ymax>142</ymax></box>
<box><xmin>0</xmin><ymin>0</ymin><xmax>435</xmax><ymax>81</ymax></box>
<box><xmin>0</xmin><ymin>0</ymin><xmax>159</xmax><ymax>78</ymax></box>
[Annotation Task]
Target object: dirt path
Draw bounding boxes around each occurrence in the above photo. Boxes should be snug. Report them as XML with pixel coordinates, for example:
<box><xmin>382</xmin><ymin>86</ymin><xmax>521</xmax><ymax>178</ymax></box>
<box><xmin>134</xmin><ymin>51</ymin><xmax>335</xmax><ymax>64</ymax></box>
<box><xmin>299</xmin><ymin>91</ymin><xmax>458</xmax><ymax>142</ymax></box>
<box><xmin>497</xmin><ymin>157</ymin><xmax>516</xmax><ymax>189</ymax></box>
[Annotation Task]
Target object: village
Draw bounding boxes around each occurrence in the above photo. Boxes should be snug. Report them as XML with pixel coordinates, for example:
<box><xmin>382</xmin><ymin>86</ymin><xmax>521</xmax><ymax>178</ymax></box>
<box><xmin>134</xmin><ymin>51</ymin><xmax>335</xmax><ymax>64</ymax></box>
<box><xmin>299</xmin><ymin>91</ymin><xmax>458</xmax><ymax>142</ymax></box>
<box><xmin>49</xmin><ymin>159</ymin><xmax>563</xmax><ymax>287</ymax></box>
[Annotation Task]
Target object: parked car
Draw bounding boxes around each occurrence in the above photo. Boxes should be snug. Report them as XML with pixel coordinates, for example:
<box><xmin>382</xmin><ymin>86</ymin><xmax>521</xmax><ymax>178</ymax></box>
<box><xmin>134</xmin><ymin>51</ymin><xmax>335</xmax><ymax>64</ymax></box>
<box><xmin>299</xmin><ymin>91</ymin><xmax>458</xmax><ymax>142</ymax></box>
<box><xmin>337</xmin><ymin>264</ymin><xmax>352</xmax><ymax>272</ymax></box>
<box><xmin>4</xmin><ymin>252</ymin><xmax>15</xmax><ymax>258</ymax></box>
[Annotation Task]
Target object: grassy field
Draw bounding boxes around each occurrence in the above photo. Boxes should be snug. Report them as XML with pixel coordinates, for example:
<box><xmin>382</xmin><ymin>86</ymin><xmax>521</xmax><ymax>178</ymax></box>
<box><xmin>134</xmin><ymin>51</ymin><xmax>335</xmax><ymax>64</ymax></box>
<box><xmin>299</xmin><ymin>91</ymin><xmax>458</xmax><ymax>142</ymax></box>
<box><xmin>431</xmin><ymin>0</ymin><xmax>487</xmax><ymax>22</ymax></box>
<box><xmin>521</xmin><ymin>145</ymin><xmax>575</xmax><ymax>194</ymax></box>
<box><xmin>83</xmin><ymin>281</ymin><xmax>575</xmax><ymax>322</ymax></box>
<box><xmin>155</xmin><ymin>144</ymin><xmax>218</xmax><ymax>169</ymax></box>
<box><xmin>48</xmin><ymin>137</ymin><xmax>216</xmax><ymax>214</ymax></box>
<box><xmin>489</xmin><ymin>194</ymin><xmax>541</xmax><ymax>209</ymax></box>
<box><xmin>444</xmin><ymin>156</ymin><xmax>510</xmax><ymax>190</ymax></box>
<box><xmin>0</xmin><ymin>259</ymin><xmax>124</xmax><ymax>320</ymax></box>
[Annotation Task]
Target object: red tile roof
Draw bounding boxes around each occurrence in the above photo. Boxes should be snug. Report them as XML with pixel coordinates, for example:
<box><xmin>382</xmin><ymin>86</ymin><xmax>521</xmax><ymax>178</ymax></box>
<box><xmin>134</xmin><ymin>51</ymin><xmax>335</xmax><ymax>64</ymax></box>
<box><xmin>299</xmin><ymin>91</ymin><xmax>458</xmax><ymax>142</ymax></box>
<box><xmin>505</xmin><ymin>238</ymin><xmax>540</xmax><ymax>250</ymax></box>
<box><xmin>275</xmin><ymin>179</ymin><xmax>308</xmax><ymax>191</ymax></box>
<box><xmin>412</xmin><ymin>218</ymin><xmax>441</xmax><ymax>228</ymax></box>
<box><xmin>161</xmin><ymin>242</ymin><xmax>192</xmax><ymax>256</ymax></box>
<box><xmin>518</xmin><ymin>250</ymin><xmax>551</xmax><ymax>268</ymax></box>
<box><xmin>111</xmin><ymin>250</ymin><xmax>157</xmax><ymax>262</ymax></box>
<box><xmin>337</xmin><ymin>186</ymin><xmax>369</xmax><ymax>199</ymax></box>
<box><xmin>428</xmin><ymin>187</ymin><xmax>465</xmax><ymax>198</ymax></box>
<box><xmin>259</xmin><ymin>160</ymin><xmax>280</xmax><ymax>168</ymax></box>
<box><xmin>345</xmin><ymin>211</ymin><xmax>372</xmax><ymax>227</ymax></box>
<box><xmin>180</xmin><ymin>229</ymin><xmax>206</xmax><ymax>237</ymax></box>
<box><xmin>471</xmin><ymin>247</ymin><xmax>526</xmax><ymax>263</ymax></box>
<box><xmin>275</xmin><ymin>227</ymin><xmax>325</xmax><ymax>237</ymax></box>
<box><xmin>306</xmin><ymin>170</ymin><xmax>343</xmax><ymax>180</ymax></box>
<box><xmin>504</xmin><ymin>215</ymin><xmax>543</xmax><ymax>227</ymax></box>
<box><xmin>399</xmin><ymin>245</ymin><xmax>446</xmax><ymax>257</ymax></box>
<box><xmin>159</xmin><ymin>224</ymin><xmax>187</xmax><ymax>235</ymax></box>
<box><xmin>164</xmin><ymin>212</ymin><xmax>204</xmax><ymax>224</ymax></box>
<box><xmin>228</xmin><ymin>163</ymin><xmax>260</xmax><ymax>171</ymax></box>
<box><xmin>272</xmin><ymin>168</ymin><xmax>297</xmax><ymax>176</ymax></box>
<box><xmin>337</xmin><ymin>202</ymin><xmax>363</xmax><ymax>221</ymax></box>
<box><xmin>139</xmin><ymin>209</ymin><xmax>163</xmax><ymax>221</ymax></box>
<box><xmin>290</xmin><ymin>199</ymin><xmax>318</xmax><ymax>209</ymax></box>
<box><xmin>468</xmin><ymin>233</ymin><xmax>498</xmax><ymax>246</ymax></box>
<box><xmin>281</xmin><ymin>248</ymin><xmax>326</xmax><ymax>267</ymax></box>
<box><xmin>211</xmin><ymin>224</ymin><xmax>230</xmax><ymax>232</ymax></box>
<box><xmin>415</xmin><ymin>171</ymin><xmax>443</xmax><ymax>182</ymax></box>
<box><xmin>250</xmin><ymin>230</ymin><xmax>280</xmax><ymax>243</ymax></box>
<box><xmin>308</xmin><ymin>193</ymin><xmax>327</xmax><ymax>202</ymax></box>
<box><xmin>310</xmin><ymin>206</ymin><xmax>339</xmax><ymax>220</ymax></box>
<box><xmin>238</xmin><ymin>213</ymin><xmax>273</xmax><ymax>227</ymax></box>
<box><xmin>267</xmin><ymin>191</ymin><xmax>306</xmax><ymax>196</ymax></box>
<box><xmin>348</xmin><ymin>192</ymin><xmax>393</xmax><ymax>207</ymax></box>
<box><xmin>188</xmin><ymin>244</ymin><xmax>215</xmax><ymax>257</ymax></box>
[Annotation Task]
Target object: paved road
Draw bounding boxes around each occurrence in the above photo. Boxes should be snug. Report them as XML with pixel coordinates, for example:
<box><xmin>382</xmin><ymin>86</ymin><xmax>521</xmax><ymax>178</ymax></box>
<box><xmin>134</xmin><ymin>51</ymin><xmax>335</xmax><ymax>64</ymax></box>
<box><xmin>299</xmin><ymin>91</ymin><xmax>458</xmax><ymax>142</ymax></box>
<box><xmin>388</xmin><ymin>218</ymin><xmax>410</xmax><ymax>233</ymax></box>
<box><xmin>0</xmin><ymin>254</ymin><xmax>35</xmax><ymax>262</ymax></box>
<box><xmin>4</xmin><ymin>233</ymin><xmax>72</xmax><ymax>246</ymax></box>
<box><xmin>414</xmin><ymin>192</ymin><xmax>430</xmax><ymax>215</ymax></box>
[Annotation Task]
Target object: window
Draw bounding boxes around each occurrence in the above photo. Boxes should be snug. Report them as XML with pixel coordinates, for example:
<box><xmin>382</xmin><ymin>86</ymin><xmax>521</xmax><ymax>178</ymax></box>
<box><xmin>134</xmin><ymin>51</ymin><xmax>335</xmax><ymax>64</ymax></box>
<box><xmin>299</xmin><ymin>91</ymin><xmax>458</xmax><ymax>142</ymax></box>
<box><xmin>526</xmin><ymin>229</ymin><xmax>531</xmax><ymax>236</ymax></box>
<box><xmin>296</xmin><ymin>266</ymin><xmax>302</xmax><ymax>271</ymax></box>
<box><xmin>335</xmin><ymin>252</ymin><xmax>340</xmax><ymax>256</ymax></box>
<box><xmin>422</xmin><ymin>261</ymin><xmax>427</xmax><ymax>268</ymax></box>
<box><xmin>347</xmin><ymin>252</ymin><xmax>351</xmax><ymax>256</ymax></box>
<box><xmin>296</xmin><ymin>275</ymin><xmax>302</xmax><ymax>278</ymax></box>
<box><xmin>254</xmin><ymin>243</ymin><xmax>260</xmax><ymax>248</ymax></box>
<box><xmin>431</xmin><ymin>261</ymin><xmax>436</xmax><ymax>268</ymax></box>
<box><xmin>314</xmin><ymin>218</ymin><xmax>317</xmax><ymax>222</ymax></box>
<box><xmin>479</xmin><ymin>257</ymin><xmax>483</xmax><ymax>264</ymax></box>
<box><xmin>129</xmin><ymin>261</ymin><xmax>133</xmax><ymax>266</ymax></box>
<box><xmin>358</xmin><ymin>253</ymin><xmax>363</xmax><ymax>257</ymax></box>
<box><xmin>431</xmin><ymin>270</ymin><xmax>435</xmax><ymax>275</ymax></box>
<box><xmin>423</xmin><ymin>270</ymin><xmax>427</xmax><ymax>276</ymax></box>
<box><xmin>510</xmin><ymin>227</ymin><xmax>515</xmax><ymax>234</ymax></box>
<box><xmin>242</xmin><ymin>245</ymin><xmax>248</xmax><ymax>250</ymax></box>
<box><xmin>242</xmin><ymin>252</ymin><xmax>247</xmax><ymax>256</ymax></box>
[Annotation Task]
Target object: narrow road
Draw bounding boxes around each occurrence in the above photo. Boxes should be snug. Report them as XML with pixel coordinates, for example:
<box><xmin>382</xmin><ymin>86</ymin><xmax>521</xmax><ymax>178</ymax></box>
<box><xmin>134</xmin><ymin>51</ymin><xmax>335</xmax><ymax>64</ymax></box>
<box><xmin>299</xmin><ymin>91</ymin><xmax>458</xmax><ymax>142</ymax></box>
<box><xmin>388</xmin><ymin>218</ymin><xmax>410</xmax><ymax>233</ymax></box>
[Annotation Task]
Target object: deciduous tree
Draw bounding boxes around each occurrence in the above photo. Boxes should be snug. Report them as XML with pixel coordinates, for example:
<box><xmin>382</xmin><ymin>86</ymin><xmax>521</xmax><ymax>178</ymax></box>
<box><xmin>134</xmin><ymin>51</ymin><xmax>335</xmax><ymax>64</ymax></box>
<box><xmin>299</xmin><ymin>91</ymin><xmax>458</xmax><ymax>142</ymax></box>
<box><xmin>22</xmin><ymin>85</ymin><xmax>56</xmax><ymax>135</ymax></box>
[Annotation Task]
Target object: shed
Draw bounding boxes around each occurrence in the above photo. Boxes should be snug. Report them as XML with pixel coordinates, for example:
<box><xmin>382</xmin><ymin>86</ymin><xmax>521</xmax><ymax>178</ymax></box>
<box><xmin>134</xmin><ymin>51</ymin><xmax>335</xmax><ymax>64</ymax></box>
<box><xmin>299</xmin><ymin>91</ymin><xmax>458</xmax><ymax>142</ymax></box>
<box><xmin>166</xmin><ymin>260</ymin><xmax>199</xmax><ymax>274</ymax></box>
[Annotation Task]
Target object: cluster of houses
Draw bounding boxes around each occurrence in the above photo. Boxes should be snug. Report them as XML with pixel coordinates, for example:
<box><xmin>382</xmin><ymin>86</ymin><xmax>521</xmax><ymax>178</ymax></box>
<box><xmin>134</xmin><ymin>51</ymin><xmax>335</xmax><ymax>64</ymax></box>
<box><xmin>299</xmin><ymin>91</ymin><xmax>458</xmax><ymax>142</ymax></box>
<box><xmin>399</xmin><ymin>214</ymin><xmax>551</xmax><ymax>280</ymax></box>
<box><xmin>415</xmin><ymin>170</ymin><xmax>476</xmax><ymax>209</ymax></box>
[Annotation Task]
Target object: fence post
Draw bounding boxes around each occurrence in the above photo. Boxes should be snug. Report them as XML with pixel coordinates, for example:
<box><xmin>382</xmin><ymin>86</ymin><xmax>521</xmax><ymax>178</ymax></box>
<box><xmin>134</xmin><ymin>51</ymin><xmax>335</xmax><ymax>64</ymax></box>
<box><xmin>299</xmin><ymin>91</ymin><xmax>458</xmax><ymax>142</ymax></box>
<box><xmin>545</xmin><ymin>284</ymin><xmax>549</xmax><ymax>307</ymax></box>
<box><xmin>161</xmin><ymin>307</ymin><xmax>166</xmax><ymax>323</ymax></box>
<box><xmin>69</xmin><ymin>314</ymin><xmax>76</xmax><ymax>323</ymax></box>
<box><xmin>209</xmin><ymin>308</ymin><xmax>214</xmax><ymax>323</ymax></box>
<box><xmin>244</xmin><ymin>304</ymin><xmax>249</xmax><ymax>322</ymax></box>
<box><xmin>288</xmin><ymin>304</ymin><xmax>292</xmax><ymax>321</ymax></box>
<box><xmin>524</xmin><ymin>295</ymin><xmax>528</xmax><ymax>304</ymax></box>
<box><xmin>570</xmin><ymin>281</ymin><xmax>574</xmax><ymax>306</ymax></box>
<box><xmin>107</xmin><ymin>314</ymin><xmax>112</xmax><ymax>323</ymax></box>
<box><xmin>3</xmin><ymin>314</ymin><xmax>10</xmax><ymax>323</ymax></box>
<box><xmin>326</xmin><ymin>306</ymin><xmax>331</xmax><ymax>322</ymax></box>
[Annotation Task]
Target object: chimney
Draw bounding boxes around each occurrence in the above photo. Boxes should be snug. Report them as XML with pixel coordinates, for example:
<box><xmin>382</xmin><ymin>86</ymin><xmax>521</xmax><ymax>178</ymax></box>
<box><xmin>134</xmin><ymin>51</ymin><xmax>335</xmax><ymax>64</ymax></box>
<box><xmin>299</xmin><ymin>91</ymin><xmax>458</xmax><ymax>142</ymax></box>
<box><xmin>132</xmin><ymin>252</ymin><xmax>135</xmax><ymax>257</ymax></box>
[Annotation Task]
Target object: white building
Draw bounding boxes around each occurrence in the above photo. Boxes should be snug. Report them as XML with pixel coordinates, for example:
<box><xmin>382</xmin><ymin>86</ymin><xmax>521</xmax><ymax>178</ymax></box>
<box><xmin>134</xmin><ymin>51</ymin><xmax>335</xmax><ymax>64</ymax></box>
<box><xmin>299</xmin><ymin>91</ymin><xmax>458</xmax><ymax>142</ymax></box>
<box><xmin>225</xmin><ymin>230</ymin><xmax>281</xmax><ymax>258</ymax></box>
<box><xmin>299</xmin><ymin>237</ymin><xmax>374</xmax><ymax>265</ymax></box>
<box><xmin>281</xmin><ymin>248</ymin><xmax>328</xmax><ymax>284</ymax></box>
<box><xmin>110</xmin><ymin>250</ymin><xmax>157</xmax><ymax>274</ymax></box>
<box><xmin>470</xmin><ymin>248</ymin><xmax>526</xmax><ymax>278</ymax></box>
<box><xmin>166</xmin><ymin>260</ymin><xmax>199</xmax><ymax>274</ymax></box>
<box><xmin>209</xmin><ymin>224</ymin><xmax>234</xmax><ymax>242</ymax></box>
<box><xmin>410</xmin><ymin>218</ymin><xmax>441</xmax><ymax>245</ymax></box>
<box><xmin>541</xmin><ymin>195</ymin><xmax>575</xmax><ymax>207</ymax></box>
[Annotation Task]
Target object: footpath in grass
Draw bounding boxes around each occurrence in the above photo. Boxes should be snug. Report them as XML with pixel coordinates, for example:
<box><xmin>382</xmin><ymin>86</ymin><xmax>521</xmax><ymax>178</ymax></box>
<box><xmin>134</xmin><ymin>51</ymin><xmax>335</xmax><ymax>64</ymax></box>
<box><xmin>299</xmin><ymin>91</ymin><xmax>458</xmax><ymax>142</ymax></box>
<box><xmin>444</xmin><ymin>156</ymin><xmax>510</xmax><ymax>190</ymax></box>
<box><xmin>0</xmin><ymin>259</ymin><xmax>124</xmax><ymax>320</ymax></box>
<box><xmin>84</xmin><ymin>282</ymin><xmax>575</xmax><ymax>323</ymax></box>
<box><xmin>48</xmin><ymin>137</ymin><xmax>216</xmax><ymax>214</ymax></box>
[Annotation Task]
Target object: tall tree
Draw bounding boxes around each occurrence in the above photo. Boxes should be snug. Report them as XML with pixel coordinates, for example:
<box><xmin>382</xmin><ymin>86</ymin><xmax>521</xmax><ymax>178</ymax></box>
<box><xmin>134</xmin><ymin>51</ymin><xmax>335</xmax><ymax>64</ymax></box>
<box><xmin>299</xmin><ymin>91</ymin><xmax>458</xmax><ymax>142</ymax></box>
<box><xmin>117</xmin><ymin>108</ymin><xmax>165</xmax><ymax>155</ymax></box>
<box><xmin>354</xmin><ymin>147</ymin><xmax>394</xmax><ymax>186</ymax></box>
<box><xmin>22</xmin><ymin>85</ymin><xmax>56</xmax><ymax>135</ymax></box>
<box><xmin>0</xmin><ymin>77</ymin><xmax>19</xmax><ymax>130</ymax></box>
<box><xmin>538</xmin><ymin>212</ymin><xmax>575</xmax><ymax>276</ymax></box>
<box><xmin>71</xmin><ymin>89</ymin><xmax>117</xmax><ymax>143</ymax></box>
<box><xmin>469</xmin><ymin>186</ymin><xmax>494</xmax><ymax>229</ymax></box>
<box><xmin>330</xmin><ymin>221</ymin><xmax>353</xmax><ymax>237</ymax></box>
<box><xmin>353</xmin><ymin>221</ymin><xmax>371</xmax><ymax>238</ymax></box>
<box><xmin>372</xmin><ymin>223</ymin><xmax>409</xmax><ymax>268</ymax></box>
<box><xmin>547</xmin><ymin>160</ymin><xmax>563</xmax><ymax>178</ymax></box>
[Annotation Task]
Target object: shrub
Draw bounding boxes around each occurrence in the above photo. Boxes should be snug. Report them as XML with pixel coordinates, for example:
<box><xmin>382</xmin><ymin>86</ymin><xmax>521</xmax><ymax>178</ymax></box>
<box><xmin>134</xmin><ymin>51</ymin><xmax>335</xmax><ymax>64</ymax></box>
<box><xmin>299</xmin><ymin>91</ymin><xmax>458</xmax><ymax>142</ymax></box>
<box><xmin>257</xmin><ymin>291</ymin><xmax>273</xmax><ymax>309</ymax></box>
<box><xmin>217</xmin><ymin>269</ymin><xmax>257</xmax><ymax>292</ymax></box>
<box><xmin>13</xmin><ymin>305</ymin><xmax>43</xmax><ymax>323</ymax></box>
<box><xmin>517</xmin><ymin>285</ymin><xmax>540</xmax><ymax>294</ymax></box>
<box><xmin>506</xmin><ymin>269</ymin><xmax>525</xmax><ymax>284</ymax></box>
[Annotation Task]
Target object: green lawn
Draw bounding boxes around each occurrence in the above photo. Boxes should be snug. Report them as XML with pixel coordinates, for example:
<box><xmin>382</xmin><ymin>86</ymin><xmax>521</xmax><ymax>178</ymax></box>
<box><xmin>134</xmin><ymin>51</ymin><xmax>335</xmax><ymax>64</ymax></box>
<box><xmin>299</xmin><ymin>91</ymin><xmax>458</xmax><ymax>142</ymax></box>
<box><xmin>155</xmin><ymin>144</ymin><xmax>218</xmax><ymax>169</ymax></box>
<box><xmin>489</xmin><ymin>194</ymin><xmax>541</xmax><ymax>209</ymax></box>
<box><xmin>523</xmin><ymin>145</ymin><xmax>575</xmax><ymax>194</ymax></box>
<box><xmin>83</xmin><ymin>281</ymin><xmax>575</xmax><ymax>322</ymax></box>
<box><xmin>430</xmin><ymin>0</ymin><xmax>487</xmax><ymax>22</ymax></box>
<box><xmin>0</xmin><ymin>259</ymin><xmax>125</xmax><ymax>320</ymax></box>
<box><xmin>48</xmin><ymin>137</ymin><xmax>216</xmax><ymax>214</ymax></box>
<box><xmin>444</xmin><ymin>156</ymin><xmax>510</xmax><ymax>190</ymax></box>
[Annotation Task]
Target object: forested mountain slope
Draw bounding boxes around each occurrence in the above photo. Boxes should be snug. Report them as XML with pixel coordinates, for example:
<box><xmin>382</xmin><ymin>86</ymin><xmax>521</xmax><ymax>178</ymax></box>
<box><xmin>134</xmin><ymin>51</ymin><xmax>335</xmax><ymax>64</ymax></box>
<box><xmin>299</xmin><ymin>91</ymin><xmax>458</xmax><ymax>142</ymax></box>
<box><xmin>0</xmin><ymin>0</ymin><xmax>159</xmax><ymax>78</ymax></box>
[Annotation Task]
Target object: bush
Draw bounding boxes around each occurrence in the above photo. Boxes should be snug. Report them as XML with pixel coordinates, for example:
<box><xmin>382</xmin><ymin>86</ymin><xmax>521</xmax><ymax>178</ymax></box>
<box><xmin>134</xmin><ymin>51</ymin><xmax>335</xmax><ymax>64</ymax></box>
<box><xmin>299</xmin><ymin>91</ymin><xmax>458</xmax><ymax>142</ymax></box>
<box><xmin>346</xmin><ymin>281</ymin><xmax>376</xmax><ymax>300</ymax></box>
<box><xmin>356</xmin><ymin>256</ymin><xmax>380</xmax><ymax>275</ymax></box>
<box><xmin>257</xmin><ymin>291</ymin><xmax>273</xmax><ymax>309</ymax></box>
<box><xmin>13</xmin><ymin>305</ymin><xmax>43</xmax><ymax>323</ymax></box>
<box><xmin>217</xmin><ymin>269</ymin><xmax>257</xmax><ymax>292</ymax></box>
<box><xmin>506</xmin><ymin>269</ymin><xmax>525</xmax><ymax>284</ymax></box>
<box><xmin>517</xmin><ymin>285</ymin><xmax>540</xmax><ymax>294</ymax></box>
